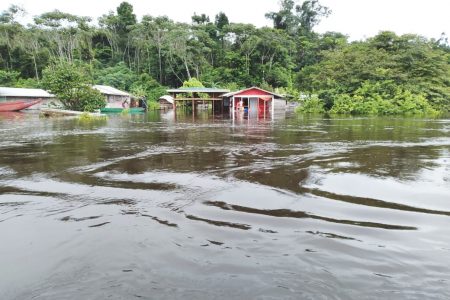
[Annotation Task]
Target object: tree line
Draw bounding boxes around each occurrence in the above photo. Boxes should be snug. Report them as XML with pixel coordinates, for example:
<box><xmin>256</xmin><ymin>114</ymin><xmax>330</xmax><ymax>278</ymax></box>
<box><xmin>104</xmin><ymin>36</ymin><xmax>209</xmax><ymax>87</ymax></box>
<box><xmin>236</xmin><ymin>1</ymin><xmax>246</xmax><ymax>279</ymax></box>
<box><xmin>0</xmin><ymin>0</ymin><xmax>449</xmax><ymax>114</ymax></box>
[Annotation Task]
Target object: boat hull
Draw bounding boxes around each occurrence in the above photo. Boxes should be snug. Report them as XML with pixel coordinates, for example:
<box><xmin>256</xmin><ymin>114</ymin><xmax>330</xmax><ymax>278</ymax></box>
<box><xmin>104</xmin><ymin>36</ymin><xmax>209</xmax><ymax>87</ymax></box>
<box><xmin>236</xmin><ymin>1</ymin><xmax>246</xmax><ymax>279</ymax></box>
<box><xmin>0</xmin><ymin>100</ymin><xmax>42</xmax><ymax>112</ymax></box>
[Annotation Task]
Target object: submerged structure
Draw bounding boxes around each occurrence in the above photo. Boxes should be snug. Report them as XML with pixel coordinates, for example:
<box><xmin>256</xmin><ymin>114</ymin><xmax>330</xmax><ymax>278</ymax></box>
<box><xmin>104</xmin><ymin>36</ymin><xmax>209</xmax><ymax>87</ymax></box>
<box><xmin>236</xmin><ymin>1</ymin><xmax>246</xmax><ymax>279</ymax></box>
<box><xmin>0</xmin><ymin>87</ymin><xmax>56</xmax><ymax>110</ymax></box>
<box><xmin>166</xmin><ymin>87</ymin><xmax>230</xmax><ymax>112</ymax></box>
<box><xmin>93</xmin><ymin>85</ymin><xmax>132</xmax><ymax>108</ymax></box>
<box><xmin>161</xmin><ymin>86</ymin><xmax>286</xmax><ymax>117</ymax></box>
<box><xmin>222</xmin><ymin>87</ymin><xmax>286</xmax><ymax>118</ymax></box>
<box><xmin>158</xmin><ymin>95</ymin><xmax>174</xmax><ymax>110</ymax></box>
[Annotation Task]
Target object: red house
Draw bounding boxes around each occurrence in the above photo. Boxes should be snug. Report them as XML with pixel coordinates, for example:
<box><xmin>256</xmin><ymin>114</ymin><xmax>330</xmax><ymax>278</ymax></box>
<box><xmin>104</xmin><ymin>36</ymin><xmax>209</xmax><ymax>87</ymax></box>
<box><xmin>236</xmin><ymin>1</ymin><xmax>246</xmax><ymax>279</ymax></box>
<box><xmin>222</xmin><ymin>87</ymin><xmax>286</xmax><ymax>117</ymax></box>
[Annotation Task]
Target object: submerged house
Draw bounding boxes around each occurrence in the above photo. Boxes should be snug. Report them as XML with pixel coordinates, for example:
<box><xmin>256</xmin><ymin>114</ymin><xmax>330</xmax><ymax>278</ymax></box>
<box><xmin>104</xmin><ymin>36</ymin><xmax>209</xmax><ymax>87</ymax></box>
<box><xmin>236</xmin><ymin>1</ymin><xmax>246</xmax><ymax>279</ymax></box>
<box><xmin>158</xmin><ymin>95</ymin><xmax>174</xmax><ymax>109</ymax></box>
<box><xmin>166</xmin><ymin>87</ymin><xmax>230</xmax><ymax>112</ymax></box>
<box><xmin>0</xmin><ymin>87</ymin><xmax>56</xmax><ymax>109</ymax></box>
<box><xmin>161</xmin><ymin>86</ymin><xmax>286</xmax><ymax>118</ymax></box>
<box><xmin>0</xmin><ymin>87</ymin><xmax>55</xmax><ymax>102</ymax></box>
<box><xmin>222</xmin><ymin>87</ymin><xmax>286</xmax><ymax>117</ymax></box>
<box><xmin>93</xmin><ymin>85</ymin><xmax>131</xmax><ymax>108</ymax></box>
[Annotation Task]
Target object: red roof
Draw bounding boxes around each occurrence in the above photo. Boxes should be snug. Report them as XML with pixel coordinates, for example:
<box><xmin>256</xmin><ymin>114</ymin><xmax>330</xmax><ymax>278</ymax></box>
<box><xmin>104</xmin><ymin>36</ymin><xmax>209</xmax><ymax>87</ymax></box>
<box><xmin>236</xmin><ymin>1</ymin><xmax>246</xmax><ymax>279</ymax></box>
<box><xmin>223</xmin><ymin>87</ymin><xmax>283</xmax><ymax>98</ymax></box>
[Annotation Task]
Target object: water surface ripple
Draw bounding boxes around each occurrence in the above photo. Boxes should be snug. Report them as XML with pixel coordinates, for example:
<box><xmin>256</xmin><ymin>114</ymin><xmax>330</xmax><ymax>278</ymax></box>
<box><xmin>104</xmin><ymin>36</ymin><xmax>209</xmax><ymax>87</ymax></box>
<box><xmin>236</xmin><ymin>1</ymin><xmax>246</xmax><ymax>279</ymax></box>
<box><xmin>0</xmin><ymin>112</ymin><xmax>449</xmax><ymax>299</ymax></box>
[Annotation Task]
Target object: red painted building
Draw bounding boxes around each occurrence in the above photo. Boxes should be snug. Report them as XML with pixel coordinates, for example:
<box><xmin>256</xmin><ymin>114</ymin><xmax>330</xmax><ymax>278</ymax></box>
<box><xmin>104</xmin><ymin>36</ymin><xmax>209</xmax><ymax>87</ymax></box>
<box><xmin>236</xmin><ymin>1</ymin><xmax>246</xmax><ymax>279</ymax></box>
<box><xmin>222</xmin><ymin>87</ymin><xmax>286</xmax><ymax>118</ymax></box>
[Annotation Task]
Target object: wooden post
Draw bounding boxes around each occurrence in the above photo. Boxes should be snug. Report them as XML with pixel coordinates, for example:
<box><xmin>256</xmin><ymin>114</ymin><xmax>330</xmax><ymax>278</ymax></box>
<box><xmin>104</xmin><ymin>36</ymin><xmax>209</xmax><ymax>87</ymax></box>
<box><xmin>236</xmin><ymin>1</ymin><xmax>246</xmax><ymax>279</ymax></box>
<box><xmin>263</xmin><ymin>99</ymin><xmax>266</xmax><ymax>119</ymax></box>
<box><xmin>231</xmin><ymin>96</ymin><xmax>235</xmax><ymax>120</ymax></box>
<box><xmin>271</xmin><ymin>96</ymin><xmax>274</xmax><ymax>118</ymax></box>
<box><xmin>173</xmin><ymin>93</ymin><xmax>176</xmax><ymax>110</ymax></box>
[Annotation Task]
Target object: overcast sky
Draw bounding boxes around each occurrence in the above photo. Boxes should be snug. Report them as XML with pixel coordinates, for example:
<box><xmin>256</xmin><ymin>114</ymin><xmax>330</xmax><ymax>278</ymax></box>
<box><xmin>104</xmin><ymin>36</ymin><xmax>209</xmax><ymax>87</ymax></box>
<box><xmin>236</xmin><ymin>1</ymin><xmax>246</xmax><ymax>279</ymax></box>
<box><xmin>2</xmin><ymin>0</ymin><xmax>449</xmax><ymax>40</ymax></box>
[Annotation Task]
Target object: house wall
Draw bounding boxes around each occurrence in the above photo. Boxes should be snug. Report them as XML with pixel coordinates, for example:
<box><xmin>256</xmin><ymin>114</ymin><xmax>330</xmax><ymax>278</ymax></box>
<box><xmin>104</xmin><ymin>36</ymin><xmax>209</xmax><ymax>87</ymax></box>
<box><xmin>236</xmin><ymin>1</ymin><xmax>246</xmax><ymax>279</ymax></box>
<box><xmin>0</xmin><ymin>96</ymin><xmax>54</xmax><ymax>102</ymax></box>
<box><xmin>104</xmin><ymin>94</ymin><xmax>130</xmax><ymax>108</ymax></box>
<box><xmin>0</xmin><ymin>96</ymin><xmax>58</xmax><ymax>110</ymax></box>
<box><xmin>232</xmin><ymin>97</ymin><xmax>285</xmax><ymax>111</ymax></box>
<box><xmin>274</xmin><ymin>98</ymin><xmax>287</xmax><ymax>109</ymax></box>
<box><xmin>106</xmin><ymin>95</ymin><xmax>129</xmax><ymax>103</ymax></box>
<box><xmin>159</xmin><ymin>99</ymin><xmax>173</xmax><ymax>109</ymax></box>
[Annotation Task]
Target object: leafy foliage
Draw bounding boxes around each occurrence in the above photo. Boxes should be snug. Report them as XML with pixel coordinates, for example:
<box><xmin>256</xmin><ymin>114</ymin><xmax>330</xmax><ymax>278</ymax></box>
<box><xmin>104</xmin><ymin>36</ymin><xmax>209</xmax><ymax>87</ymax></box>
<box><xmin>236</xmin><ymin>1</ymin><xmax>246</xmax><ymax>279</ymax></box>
<box><xmin>329</xmin><ymin>81</ymin><xmax>438</xmax><ymax>115</ymax></box>
<box><xmin>296</xmin><ymin>94</ymin><xmax>325</xmax><ymax>113</ymax></box>
<box><xmin>0</xmin><ymin>69</ymin><xmax>19</xmax><ymax>86</ymax></box>
<box><xmin>0</xmin><ymin>2</ymin><xmax>448</xmax><ymax>115</ymax></box>
<box><xmin>180</xmin><ymin>77</ymin><xmax>209</xmax><ymax>99</ymax></box>
<box><xmin>130</xmin><ymin>74</ymin><xmax>167</xmax><ymax>102</ymax></box>
<box><xmin>93</xmin><ymin>62</ymin><xmax>137</xmax><ymax>91</ymax></box>
<box><xmin>78</xmin><ymin>112</ymin><xmax>107</xmax><ymax>122</ymax></box>
<box><xmin>182</xmin><ymin>77</ymin><xmax>204</xmax><ymax>88</ymax></box>
<box><xmin>299</xmin><ymin>31</ymin><xmax>450</xmax><ymax>113</ymax></box>
<box><xmin>42</xmin><ymin>60</ymin><xmax>105</xmax><ymax>111</ymax></box>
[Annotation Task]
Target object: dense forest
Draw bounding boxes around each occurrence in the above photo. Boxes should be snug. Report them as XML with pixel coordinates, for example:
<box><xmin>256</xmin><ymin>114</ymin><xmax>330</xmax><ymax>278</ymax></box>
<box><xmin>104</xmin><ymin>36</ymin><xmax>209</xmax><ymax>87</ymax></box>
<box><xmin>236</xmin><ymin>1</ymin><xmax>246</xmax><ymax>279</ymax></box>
<box><xmin>0</xmin><ymin>0</ymin><xmax>449</xmax><ymax>114</ymax></box>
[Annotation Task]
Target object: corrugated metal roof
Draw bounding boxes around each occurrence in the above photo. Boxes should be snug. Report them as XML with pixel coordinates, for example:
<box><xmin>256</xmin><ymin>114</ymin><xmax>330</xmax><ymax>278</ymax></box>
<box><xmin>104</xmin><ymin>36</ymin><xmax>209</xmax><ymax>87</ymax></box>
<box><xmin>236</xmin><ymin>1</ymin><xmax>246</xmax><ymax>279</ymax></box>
<box><xmin>167</xmin><ymin>87</ymin><xmax>230</xmax><ymax>93</ymax></box>
<box><xmin>221</xmin><ymin>87</ymin><xmax>284</xmax><ymax>98</ymax></box>
<box><xmin>0</xmin><ymin>87</ymin><xmax>54</xmax><ymax>98</ymax></box>
<box><xmin>221</xmin><ymin>91</ymin><xmax>237</xmax><ymax>97</ymax></box>
<box><xmin>159</xmin><ymin>95</ymin><xmax>174</xmax><ymax>104</ymax></box>
<box><xmin>93</xmin><ymin>85</ymin><xmax>130</xmax><ymax>96</ymax></box>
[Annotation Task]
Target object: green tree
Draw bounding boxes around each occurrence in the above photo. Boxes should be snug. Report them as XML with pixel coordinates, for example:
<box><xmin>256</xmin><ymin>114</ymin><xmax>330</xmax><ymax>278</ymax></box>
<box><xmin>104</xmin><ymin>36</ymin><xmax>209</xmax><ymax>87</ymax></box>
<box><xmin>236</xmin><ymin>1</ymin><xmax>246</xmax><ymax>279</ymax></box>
<box><xmin>192</xmin><ymin>13</ymin><xmax>210</xmax><ymax>25</ymax></box>
<box><xmin>0</xmin><ymin>69</ymin><xmax>19</xmax><ymax>85</ymax></box>
<box><xmin>42</xmin><ymin>60</ymin><xmax>105</xmax><ymax>111</ymax></box>
<box><xmin>265</xmin><ymin>0</ymin><xmax>330</xmax><ymax>36</ymax></box>
<box><xmin>182</xmin><ymin>77</ymin><xmax>204</xmax><ymax>88</ymax></box>
<box><xmin>98</xmin><ymin>2</ymin><xmax>136</xmax><ymax>63</ymax></box>
<box><xmin>299</xmin><ymin>31</ymin><xmax>450</xmax><ymax>112</ymax></box>
<box><xmin>0</xmin><ymin>5</ymin><xmax>25</xmax><ymax>71</ymax></box>
<box><xmin>296</xmin><ymin>0</ymin><xmax>331</xmax><ymax>36</ymax></box>
<box><xmin>93</xmin><ymin>61</ymin><xmax>137</xmax><ymax>90</ymax></box>
<box><xmin>265</xmin><ymin>0</ymin><xmax>297</xmax><ymax>33</ymax></box>
<box><xmin>214</xmin><ymin>12</ymin><xmax>229</xmax><ymax>31</ymax></box>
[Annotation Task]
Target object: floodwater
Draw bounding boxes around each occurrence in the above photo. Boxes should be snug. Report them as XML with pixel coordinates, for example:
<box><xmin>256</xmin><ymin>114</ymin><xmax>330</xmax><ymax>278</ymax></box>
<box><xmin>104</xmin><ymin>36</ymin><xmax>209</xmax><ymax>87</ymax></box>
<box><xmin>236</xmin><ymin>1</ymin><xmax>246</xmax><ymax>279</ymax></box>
<box><xmin>0</xmin><ymin>110</ymin><xmax>449</xmax><ymax>299</ymax></box>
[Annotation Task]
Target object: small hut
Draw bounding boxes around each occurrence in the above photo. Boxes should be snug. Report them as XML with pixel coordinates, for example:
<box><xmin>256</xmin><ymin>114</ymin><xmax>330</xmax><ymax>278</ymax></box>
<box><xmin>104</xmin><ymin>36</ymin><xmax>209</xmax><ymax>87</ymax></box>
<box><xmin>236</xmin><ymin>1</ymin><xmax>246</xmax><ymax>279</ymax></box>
<box><xmin>93</xmin><ymin>85</ymin><xmax>131</xmax><ymax>108</ymax></box>
<box><xmin>159</xmin><ymin>95</ymin><xmax>174</xmax><ymax>109</ymax></box>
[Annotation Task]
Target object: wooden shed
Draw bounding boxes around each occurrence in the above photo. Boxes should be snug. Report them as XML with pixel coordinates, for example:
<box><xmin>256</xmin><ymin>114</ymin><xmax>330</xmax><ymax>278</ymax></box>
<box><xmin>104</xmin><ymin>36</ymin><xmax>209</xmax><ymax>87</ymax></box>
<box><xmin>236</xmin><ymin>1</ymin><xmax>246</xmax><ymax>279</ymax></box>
<box><xmin>93</xmin><ymin>85</ymin><xmax>131</xmax><ymax>108</ymax></box>
<box><xmin>159</xmin><ymin>95</ymin><xmax>174</xmax><ymax>109</ymax></box>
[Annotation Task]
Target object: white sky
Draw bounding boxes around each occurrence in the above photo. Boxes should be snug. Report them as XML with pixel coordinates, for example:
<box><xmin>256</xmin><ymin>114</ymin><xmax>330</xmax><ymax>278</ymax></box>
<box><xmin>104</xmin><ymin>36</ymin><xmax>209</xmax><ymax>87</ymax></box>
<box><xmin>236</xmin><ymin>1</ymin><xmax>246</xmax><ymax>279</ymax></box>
<box><xmin>2</xmin><ymin>0</ymin><xmax>449</xmax><ymax>40</ymax></box>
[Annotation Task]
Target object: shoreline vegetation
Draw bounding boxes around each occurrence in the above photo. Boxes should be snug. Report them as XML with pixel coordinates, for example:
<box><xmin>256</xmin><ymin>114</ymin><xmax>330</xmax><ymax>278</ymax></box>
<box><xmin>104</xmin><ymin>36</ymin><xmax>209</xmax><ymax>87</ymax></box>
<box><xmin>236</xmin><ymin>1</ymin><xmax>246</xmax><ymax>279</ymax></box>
<box><xmin>0</xmin><ymin>1</ymin><xmax>448</xmax><ymax>115</ymax></box>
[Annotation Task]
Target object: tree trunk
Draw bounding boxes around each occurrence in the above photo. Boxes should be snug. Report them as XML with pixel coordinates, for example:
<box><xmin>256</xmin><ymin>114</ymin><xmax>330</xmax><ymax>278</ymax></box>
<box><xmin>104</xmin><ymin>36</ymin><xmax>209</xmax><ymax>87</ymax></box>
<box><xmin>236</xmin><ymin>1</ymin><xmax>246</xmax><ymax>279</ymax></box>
<box><xmin>32</xmin><ymin>54</ymin><xmax>39</xmax><ymax>81</ymax></box>
<box><xmin>184</xmin><ymin>59</ymin><xmax>191</xmax><ymax>79</ymax></box>
<box><xmin>158</xmin><ymin>45</ymin><xmax>163</xmax><ymax>83</ymax></box>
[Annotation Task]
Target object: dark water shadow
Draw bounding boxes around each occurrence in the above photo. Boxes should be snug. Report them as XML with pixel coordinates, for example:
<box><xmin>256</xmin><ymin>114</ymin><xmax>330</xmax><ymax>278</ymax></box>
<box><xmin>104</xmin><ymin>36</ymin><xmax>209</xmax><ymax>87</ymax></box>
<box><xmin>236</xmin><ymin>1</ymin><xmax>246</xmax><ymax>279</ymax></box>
<box><xmin>301</xmin><ymin>187</ymin><xmax>450</xmax><ymax>217</ymax></box>
<box><xmin>204</xmin><ymin>201</ymin><xmax>417</xmax><ymax>230</ymax></box>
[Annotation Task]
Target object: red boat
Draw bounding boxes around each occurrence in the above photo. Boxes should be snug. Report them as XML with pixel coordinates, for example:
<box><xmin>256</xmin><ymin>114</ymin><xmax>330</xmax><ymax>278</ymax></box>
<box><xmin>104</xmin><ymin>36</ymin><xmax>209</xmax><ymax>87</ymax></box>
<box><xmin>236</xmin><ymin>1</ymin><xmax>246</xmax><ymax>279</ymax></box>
<box><xmin>0</xmin><ymin>100</ymin><xmax>42</xmax><ymax>112</ymax></box>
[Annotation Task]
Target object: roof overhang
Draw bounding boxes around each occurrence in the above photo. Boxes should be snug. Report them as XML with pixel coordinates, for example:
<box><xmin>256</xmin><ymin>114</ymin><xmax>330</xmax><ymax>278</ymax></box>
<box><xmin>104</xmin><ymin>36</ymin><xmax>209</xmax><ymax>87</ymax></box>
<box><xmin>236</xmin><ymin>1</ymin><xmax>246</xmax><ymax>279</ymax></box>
<box><xmin>92</xmin><ymin>85</ymin><xmax>130</xmax><ymax>96</ymax></box>
<box><xmin>222</xmin><ymin>87</ymin><xmax>284</xmax><ymax>98</ymax></box>
<box><xmin>159</xmin><ymin>95</ymin><xmax>174</xmax><ymax>104</ymax></box>
<box><xmin>0</xmin><ymin>87</ymin><xmax>54</xmax><ymax>98</ymax></box>
<box><xmin>167</xmin><ymin>88</ymin><xmax>230</xmax><ymax>93</ymax></box>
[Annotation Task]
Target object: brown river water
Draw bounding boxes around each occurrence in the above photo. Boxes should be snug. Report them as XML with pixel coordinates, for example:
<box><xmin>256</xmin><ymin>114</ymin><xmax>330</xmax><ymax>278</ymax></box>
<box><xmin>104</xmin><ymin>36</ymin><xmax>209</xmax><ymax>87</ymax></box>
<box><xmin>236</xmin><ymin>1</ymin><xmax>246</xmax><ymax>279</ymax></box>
<box><xmin>0</xmin><ymin>110</ymin><xmax>449</xmax><ymax>299</ymax></box>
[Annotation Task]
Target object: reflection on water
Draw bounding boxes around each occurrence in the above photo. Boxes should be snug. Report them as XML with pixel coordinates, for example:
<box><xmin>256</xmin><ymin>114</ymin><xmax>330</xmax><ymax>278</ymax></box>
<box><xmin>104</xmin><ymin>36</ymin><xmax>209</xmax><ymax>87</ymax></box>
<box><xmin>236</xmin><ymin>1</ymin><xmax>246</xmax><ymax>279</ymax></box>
<box><xmin>0</xmin><ymin>110</ymin><xmax>449</xmax><ymax>299</ymax></box>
